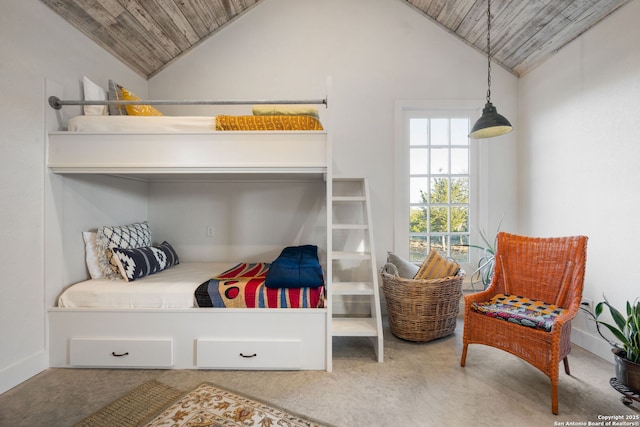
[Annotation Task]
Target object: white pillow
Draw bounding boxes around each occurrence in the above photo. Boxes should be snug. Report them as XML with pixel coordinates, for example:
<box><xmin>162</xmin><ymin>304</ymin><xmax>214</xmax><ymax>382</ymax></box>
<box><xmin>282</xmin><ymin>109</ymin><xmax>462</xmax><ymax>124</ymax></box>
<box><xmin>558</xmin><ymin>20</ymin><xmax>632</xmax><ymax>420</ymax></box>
<box><xmin>82</xmin><ymin>76</ymin><xmax>108</xmax><ymax>116</ymax></box>
<box><xmin>82</xmin><ymin>231</ymin><xmax>104</xmax><ymax>279</ymax></box>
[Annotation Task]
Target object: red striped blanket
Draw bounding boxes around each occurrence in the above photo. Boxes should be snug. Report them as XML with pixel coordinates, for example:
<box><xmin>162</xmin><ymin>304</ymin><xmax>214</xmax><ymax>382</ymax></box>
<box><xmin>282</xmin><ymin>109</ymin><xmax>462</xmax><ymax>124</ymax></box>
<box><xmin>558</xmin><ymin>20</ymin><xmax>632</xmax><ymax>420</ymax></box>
<box><xmin>194</xmin><ymin>263</ymin><xmax>324</xmax><ymax>308</ymax></box>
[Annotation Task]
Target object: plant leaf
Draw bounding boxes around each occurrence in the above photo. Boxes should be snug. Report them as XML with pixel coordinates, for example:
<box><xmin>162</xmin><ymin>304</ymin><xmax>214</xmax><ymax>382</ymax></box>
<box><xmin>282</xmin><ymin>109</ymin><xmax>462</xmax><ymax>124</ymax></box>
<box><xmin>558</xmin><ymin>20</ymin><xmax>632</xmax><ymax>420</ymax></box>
<box><xmin>597</xmin><ymin>321</ymin><xmax>631</xmax><ymax>347</ymax></box>
<box><xmin>603</xmin><ymin>297</ymin><xmax>628</xmax><ymax>332</ymax></box>
<box><xmin>594</xmin><ymin>302</ymin><xmax>604</xmax><ymax>317</ymax></box>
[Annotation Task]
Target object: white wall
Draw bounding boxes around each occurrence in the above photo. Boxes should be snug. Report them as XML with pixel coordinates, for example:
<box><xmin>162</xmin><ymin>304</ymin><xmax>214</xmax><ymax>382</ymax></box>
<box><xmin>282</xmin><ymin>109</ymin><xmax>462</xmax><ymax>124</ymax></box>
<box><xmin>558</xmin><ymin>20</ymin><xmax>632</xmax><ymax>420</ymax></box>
<box><xmin>150</xmin><ymin>0</ymin><xmax>520</xmax><ymax>269</ymax></box>
<box><xmin>147</xmin><ymin>181</ymin><xmax>326</xmax><ymax>263</ymax></box>
<box><xmin>0</xmin><ymin>1</ymin><xmax>146</xmax><ymax>393</ymax></box>
<box><xmin>0</xmin><ymin>0</ymin><xmax>522</xmax><ymax>393</ymax></box>
<box><xmin>518</xmin><ymin>0</ymin><xmax>640</xmax><ymax>360</ymax></box>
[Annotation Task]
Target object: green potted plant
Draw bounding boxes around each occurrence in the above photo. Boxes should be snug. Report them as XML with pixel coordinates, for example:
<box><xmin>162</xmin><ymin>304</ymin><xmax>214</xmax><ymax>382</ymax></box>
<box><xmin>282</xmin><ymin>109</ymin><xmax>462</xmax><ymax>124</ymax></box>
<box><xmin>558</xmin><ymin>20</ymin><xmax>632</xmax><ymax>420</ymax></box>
<box><xmin>582</xmin><ymin>296</ymin><xmax>640</xmax><ymax>395</ymax></box>
<box><xmin>466</xmin><ymin>218</ymin><xmax>502</xmax><ymax>290</ymax></box>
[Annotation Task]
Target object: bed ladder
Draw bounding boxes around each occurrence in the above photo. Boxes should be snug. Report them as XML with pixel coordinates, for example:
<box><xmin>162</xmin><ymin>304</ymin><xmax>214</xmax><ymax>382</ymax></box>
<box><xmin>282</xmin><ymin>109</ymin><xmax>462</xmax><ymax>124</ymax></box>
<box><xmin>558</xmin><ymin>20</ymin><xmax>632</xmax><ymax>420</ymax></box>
<box><xmin>330</xmin><ymin>178</ymin><xmax>383</xmax><ymax>362</ymax></box>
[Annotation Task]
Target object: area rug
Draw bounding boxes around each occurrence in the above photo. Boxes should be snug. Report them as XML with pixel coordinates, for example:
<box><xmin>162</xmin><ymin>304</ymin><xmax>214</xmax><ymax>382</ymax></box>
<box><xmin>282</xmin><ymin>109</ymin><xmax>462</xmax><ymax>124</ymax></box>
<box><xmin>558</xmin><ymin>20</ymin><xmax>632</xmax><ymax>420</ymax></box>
<box><xmin>75</xmin><ymin>380</ymin><xmax>331</xmax><ymax>427</ymax></box>
<box><xmin>74</xmin><ymin>380</ymin><xmax>184</xmax><ymax>427</ymax></box>
<box><xmin>144</xmin><ymin>382</ymin><xmax>330</xmax><ymax>427</ymax></box>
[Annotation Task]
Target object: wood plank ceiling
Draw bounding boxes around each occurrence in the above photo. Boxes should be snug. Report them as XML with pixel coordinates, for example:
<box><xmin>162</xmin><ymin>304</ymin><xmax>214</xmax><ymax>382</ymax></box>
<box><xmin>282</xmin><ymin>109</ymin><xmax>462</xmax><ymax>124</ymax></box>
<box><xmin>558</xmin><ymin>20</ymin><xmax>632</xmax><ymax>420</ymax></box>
<box><xmin>41</xmin><ymin>0</ymin><xmax>631</xmax><ymax>79</ymax></box>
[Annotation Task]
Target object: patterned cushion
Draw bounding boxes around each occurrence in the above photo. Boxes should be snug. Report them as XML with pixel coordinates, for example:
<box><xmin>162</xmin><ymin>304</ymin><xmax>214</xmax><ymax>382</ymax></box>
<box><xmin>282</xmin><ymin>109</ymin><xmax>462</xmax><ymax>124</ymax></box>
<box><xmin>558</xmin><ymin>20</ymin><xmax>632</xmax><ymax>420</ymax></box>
<box><xmin>112</xmin><ymin>241</ymin><xmax>179</xmax><ymax>282</ymax></box>
<box><xmin>471</xmin><ymin>294</ymin><xmax>566</xmax><ymax>332</ymax></box>
<box><xmin>215</xmin><ymin>115</ymin><xmax>323</xmax><ymax>130</ymax></box>
<box><xmin>108</xmin><ymin>80</ymin><xmax>163</xmax><ymax>116</ymax></box>
<box><xmin>96</xmin><ymin>222</ymin><xmax>152</xmax><ymax>279</ymax></box>
<box><xmin>120</xmin><ymin>87</ymin><xmax>163</xmax><ymax>116</ymax></box>
<box><xmin>414</xmin><ymin>249</ymin><xmax>460</xmax><ymax>280</ymax></box>
<box><xmin>252</xmin><ymin>104</ymin><xmax>319</xmax><ymax>119</ymax></box>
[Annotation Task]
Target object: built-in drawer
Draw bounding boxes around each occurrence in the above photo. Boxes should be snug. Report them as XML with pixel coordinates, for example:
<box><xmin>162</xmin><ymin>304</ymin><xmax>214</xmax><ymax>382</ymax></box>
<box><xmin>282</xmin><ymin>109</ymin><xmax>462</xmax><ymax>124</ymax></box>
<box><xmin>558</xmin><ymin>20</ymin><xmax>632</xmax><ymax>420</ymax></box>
<box><xmin>69</xmin><ymin>338</ymin><xmax>173</xmax><ymax>367</ymax></box>
<box><xmin>196</xmin><ymin>338</ymin><xmax>301</xmax><ymax>369</ymax></box>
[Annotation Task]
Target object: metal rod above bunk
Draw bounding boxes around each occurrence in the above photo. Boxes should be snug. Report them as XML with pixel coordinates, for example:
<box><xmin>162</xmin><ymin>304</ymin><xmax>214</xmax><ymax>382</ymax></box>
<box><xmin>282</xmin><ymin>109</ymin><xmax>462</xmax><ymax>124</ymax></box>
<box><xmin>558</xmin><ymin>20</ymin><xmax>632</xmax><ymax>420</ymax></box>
<box><xmin>47</xmin><ymin>96</ymin><xmax>328</xmax><ymax>110</ymax></box>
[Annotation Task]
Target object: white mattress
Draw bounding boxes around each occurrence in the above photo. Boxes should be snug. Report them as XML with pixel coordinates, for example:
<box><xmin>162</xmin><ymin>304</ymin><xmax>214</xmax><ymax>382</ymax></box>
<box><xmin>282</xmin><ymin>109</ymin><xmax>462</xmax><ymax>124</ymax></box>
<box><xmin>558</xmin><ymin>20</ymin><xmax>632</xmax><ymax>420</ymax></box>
<box><xmin>58</xmin><ymin>262</ymin><xmax>236</xmax><ymax>308</ymax></box>
<box><xmin>67</xmin><ymin>115</ymin><xmax>217</xmax><ymax>132</ymax></box>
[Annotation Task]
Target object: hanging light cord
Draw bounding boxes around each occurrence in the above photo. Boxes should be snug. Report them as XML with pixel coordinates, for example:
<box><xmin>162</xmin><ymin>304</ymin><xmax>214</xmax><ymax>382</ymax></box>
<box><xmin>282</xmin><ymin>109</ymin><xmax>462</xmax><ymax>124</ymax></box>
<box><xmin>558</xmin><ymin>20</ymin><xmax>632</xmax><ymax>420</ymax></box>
<box><xmin>486</xmin><ymin>0</ymin><xmax>492</xmax><ymax>104</ymax></box>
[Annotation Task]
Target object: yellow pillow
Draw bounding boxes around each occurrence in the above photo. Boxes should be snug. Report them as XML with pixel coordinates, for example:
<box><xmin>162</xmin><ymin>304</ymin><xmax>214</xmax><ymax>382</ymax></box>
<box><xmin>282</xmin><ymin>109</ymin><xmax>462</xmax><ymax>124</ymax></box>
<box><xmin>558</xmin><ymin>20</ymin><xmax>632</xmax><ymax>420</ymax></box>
<box><xmin>414</xmin><ymin>249</ymin><xmax>460</xmax><ymax>280</ymax></box>
<box><xmin>121</xmin><ymin>87</ymin><xmax>163</xmax><ymax>116</ymax></box>
<box><xmin>215</xmin><ymin>115</ymin><xmax>323</xmax><ymax>130</ymax></box>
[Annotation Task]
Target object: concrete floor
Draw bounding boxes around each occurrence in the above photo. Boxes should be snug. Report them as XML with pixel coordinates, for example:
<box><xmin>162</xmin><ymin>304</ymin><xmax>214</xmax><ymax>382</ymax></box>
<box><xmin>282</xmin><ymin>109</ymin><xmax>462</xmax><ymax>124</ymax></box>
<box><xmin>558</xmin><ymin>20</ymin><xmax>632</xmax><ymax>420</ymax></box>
<box><xmin>1</xmin><ymin>317</ymin><xmax>637</xmax><ymax>427</ymax></box>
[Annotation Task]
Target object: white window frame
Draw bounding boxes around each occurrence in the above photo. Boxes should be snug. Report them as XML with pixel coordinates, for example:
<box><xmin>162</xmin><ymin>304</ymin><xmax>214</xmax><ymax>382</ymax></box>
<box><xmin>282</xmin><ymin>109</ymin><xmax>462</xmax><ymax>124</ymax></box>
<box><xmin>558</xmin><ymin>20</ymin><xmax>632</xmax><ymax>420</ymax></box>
<box><xmin>394</xmin><ymin>100</ymin><xmax>487</xmax><ymax>275</ymax></box>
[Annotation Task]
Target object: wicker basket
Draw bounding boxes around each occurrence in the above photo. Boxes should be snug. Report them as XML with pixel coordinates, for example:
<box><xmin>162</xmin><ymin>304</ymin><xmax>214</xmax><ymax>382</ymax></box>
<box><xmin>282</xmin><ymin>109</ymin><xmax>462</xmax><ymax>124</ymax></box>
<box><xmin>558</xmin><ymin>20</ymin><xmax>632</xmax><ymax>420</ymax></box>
<box><xmin>381</xmin><ymin>264</ymin><xmax>465</xmax><ymax>342</ymax></box>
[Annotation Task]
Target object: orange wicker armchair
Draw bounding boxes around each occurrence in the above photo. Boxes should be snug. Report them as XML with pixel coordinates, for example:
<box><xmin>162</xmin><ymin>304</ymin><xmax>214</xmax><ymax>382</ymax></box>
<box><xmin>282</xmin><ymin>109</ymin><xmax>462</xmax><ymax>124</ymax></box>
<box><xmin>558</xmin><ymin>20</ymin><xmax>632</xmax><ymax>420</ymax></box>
<box><xmin>460</xmin><ymin>232</ymin><xmax>588</xmax><ymax>415</ymax></box>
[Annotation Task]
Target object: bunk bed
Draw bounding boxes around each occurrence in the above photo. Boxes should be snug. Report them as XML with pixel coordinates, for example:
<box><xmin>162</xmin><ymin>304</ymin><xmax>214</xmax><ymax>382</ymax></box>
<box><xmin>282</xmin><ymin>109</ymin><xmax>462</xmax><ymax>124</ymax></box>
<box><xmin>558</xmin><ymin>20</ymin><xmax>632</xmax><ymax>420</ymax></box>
<box><xmin>45</xmin><ymin>88</ymin><xmax>332</xmax><ymax>371</ymax></box>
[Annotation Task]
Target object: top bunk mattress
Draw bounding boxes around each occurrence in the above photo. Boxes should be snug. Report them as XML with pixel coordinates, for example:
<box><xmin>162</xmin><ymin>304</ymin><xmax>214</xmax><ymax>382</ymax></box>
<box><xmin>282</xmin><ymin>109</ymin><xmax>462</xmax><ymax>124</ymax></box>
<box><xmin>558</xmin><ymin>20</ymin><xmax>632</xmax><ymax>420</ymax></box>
<box><xmin>58</xmin><ymin>262</ymin><xmax>236</xmax><ymax>309</ymax></box>
<box><xmin>68</xmin><ymin>116</ymin><xmax>218</xmax><ymax>132</ymax></box>
<box><xmin>66</xmin><ymin>114</ymin><xmax>324</xmax><ymax>133</ymax></box>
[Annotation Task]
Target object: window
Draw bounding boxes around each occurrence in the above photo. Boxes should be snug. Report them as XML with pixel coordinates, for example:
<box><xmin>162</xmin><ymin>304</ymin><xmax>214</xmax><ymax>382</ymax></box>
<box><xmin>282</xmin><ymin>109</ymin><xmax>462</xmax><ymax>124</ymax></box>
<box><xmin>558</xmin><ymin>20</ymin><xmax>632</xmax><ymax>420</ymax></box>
<box><xmin>394</xmin><ymin>101</ymin><xmax>482</xmax><ymax>273</ymax></box>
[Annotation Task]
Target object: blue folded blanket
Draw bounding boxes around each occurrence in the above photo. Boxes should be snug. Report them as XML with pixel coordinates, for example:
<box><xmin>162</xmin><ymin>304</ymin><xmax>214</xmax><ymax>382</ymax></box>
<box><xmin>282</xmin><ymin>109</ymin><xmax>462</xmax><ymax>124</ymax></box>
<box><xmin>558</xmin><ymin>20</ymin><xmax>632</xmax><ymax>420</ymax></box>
<box><xmin>265</xmin><ymin>245</ymin><xmax>324</xmax><ymax>288</ymax></box>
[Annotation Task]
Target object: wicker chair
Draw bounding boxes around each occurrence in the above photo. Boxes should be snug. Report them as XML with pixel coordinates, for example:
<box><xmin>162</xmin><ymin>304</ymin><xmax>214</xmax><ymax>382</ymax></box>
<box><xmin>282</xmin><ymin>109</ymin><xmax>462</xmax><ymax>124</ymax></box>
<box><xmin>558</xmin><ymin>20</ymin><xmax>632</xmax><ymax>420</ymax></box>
<box><xmin>460</xmin><ymin>232</ymin><xmax>588</xmax><ymax>415</ymax></box>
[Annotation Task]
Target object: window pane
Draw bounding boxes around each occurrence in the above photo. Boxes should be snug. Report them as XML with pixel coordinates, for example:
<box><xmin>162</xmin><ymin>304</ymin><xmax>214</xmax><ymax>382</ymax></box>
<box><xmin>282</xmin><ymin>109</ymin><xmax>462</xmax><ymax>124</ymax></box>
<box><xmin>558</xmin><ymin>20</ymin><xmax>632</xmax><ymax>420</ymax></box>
<box><xmin>451</xmin><ymin>206</ymin><xmax>469</xmax><ymax>232</ymax></box>
<box><xmin>451</xmin><ymin>118</ymin><xmax>469</xmax><ymax>146</ymax></box>
<box><xmin>430</xmin><ymin>148</ymin><xmax>449</xmax><ymax>174</ymax></box>
<box><xmin>409</xmin><ymin>235</ymin><xmax>429</xmax><ymax>262</ymax></box>
<box><xmin>429</xmin><ymin>177</ymin><xmax>449</xmax><ymax>203</ymax></box>
<box><xmin>410</xmin><ymin>177</ymin><xmax>429</xmax><ymax>203</ymax></box>
<box><xmin>410</xmin><ymin>119</ymin><xmax>428</xmax><ymax>146</ymax></box>
<box><xmin>451</xmin><ymin>177</ymin><xmax>469</xmax><ymax>204</ymax></box>
<box><xmin>451</xmin><ymin>148</ymin><xmax>469</xmax><ymax>174</ymax></box>
<box><xmin>429</xmin><ymin>206</ymin><xmax>448</xmax><ymax>232</ymax></box>
<box><xmin>431</xmin><ymin>119</ymin><xmax>449</xmax><ymax>145</ymax></box>
<box><xmin>450</xmin><ymin>234</ymin><xmax>470</xmax><ymax>262</ymax></box>
<box><xmin>430</xmin><ymin>235</ymin><xmax>449</xmax><ymax>254</ymax></box>
<box><xmin>409</xmin><ymin>148</ymin><xmax>428</xmax><ymax>174</ymax></box>
<box><xmin>410</xmin><ymin>207</ymin><xmax>427</xmax><ymax>233</ymax></box>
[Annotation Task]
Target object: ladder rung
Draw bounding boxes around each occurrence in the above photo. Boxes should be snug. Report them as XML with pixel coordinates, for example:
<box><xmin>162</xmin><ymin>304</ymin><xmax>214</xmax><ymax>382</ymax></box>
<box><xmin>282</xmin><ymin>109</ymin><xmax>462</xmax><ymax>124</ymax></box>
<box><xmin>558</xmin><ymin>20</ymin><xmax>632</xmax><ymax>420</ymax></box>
<box><xmin>332</xmin><ymin>318</ymin><xmax>379</xmax><ymax>337</ymax></box>
<box><xmin>333</xmin><ymin>223</ymin><xmax>368</xmax><ymax>230</ymax></box>
<box><xmin>332</xmin><ymin>282</ymin><xmax>374</xmax><ymax>295</ymax></box>
<box><xmin>332</xmin><ymin>196</ymin><xmax>365</xmax><ymax>202</ymax></box>
<box><xmin>331</xmin><ymin>251</ymin><xmax>371</xmax><ymax>260</ymax></box>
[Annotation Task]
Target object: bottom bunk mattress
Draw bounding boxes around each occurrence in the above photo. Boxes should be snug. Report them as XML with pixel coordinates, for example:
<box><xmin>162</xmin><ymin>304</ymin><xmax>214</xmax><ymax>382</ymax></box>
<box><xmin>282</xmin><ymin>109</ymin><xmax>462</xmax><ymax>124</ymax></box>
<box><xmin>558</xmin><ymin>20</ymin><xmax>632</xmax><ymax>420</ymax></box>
<box><xmin>58</xmin><ymin>262</ymin><xmax>236</xmax><ymax>308</ymax></box>
<box><xmin>195</xmin><ymin>262</ymin><xmax>325</xmax><ymax>309</ymax></box>
<box><xmin>57</xmin><ymin>262</ymin><xmax>325</xmax><ymax>309</ymax></box>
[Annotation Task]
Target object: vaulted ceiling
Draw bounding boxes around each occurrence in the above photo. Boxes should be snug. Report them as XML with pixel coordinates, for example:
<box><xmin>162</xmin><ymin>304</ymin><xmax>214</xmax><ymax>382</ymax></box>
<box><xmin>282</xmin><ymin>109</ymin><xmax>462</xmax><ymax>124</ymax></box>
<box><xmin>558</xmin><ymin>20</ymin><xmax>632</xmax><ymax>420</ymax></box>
<box><xmin>41</xmin><ymin>0</ymin><xmax>631</xmax><ymax>79</ymax></box>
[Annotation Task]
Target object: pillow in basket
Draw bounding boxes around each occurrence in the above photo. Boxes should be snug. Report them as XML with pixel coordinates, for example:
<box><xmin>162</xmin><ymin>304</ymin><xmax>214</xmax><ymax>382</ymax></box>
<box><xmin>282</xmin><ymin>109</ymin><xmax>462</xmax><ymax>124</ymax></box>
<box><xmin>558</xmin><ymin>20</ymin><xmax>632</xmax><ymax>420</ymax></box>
<box><xmin>414</xmin><ymin>249</ymin><xmax>459</xmax><ymax>280</ymax></box>
<box><xmin>386</xmin><ymin>252</ymin><xmax>419</xmax><ymax>279</ymax></box>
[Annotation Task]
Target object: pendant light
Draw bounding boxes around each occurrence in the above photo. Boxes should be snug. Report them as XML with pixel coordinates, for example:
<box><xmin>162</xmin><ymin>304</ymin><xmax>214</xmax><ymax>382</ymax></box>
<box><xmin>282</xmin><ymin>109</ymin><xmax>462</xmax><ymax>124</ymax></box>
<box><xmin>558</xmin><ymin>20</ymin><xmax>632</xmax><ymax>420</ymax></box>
<box><xmin>469</xmin><ymin>0</ymin><xmax>513</xmax><ymax>139</ymax></box>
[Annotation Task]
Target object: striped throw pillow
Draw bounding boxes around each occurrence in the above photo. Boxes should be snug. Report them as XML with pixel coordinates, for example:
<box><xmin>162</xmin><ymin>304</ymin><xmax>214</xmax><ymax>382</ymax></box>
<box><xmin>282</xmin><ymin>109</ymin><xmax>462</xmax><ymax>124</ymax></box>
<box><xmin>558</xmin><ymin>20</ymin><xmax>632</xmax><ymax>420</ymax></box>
<box><xmin>414</xmin><ymin>249</ymin><xmax>460</xmax><ymax>280</ymax></box>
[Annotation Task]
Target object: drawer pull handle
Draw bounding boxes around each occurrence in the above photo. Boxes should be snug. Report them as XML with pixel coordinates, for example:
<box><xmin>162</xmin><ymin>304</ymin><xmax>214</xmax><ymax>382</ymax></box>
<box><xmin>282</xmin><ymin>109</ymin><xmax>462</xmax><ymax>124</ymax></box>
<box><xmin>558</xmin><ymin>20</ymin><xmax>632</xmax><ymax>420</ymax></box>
<box><xmin>111</xmin><ymin>352</ymin><xmax>129</xmax><ymax>357</ymax></box>
<box><xmin>239</xmin><ymin>353</ymin><xmax>257</xmax><ymax>358</ymax></box>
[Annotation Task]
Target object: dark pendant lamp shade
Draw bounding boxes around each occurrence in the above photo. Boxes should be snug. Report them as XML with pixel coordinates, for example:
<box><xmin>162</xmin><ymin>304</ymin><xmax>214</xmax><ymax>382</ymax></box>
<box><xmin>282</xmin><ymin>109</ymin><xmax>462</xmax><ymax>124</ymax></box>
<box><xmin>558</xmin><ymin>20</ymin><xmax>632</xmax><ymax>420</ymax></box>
<box><xmin>469</xmin><ymin>102</ymin><xmax>513</xmax><ymax>139</ymax></box>
<box><xmin>469</xmin><ymin>0</ymin><xmax>513</xmax><ymax>140</ymax></box>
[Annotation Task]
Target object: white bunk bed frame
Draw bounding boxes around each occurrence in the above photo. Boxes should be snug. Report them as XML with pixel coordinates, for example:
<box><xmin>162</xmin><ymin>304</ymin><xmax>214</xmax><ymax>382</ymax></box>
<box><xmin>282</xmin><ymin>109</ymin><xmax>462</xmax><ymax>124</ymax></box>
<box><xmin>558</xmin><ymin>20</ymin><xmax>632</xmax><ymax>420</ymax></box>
<box><xmin>45</xmin><ymin>83</ymin><xmax>333</xmax><ymax>372</ymax></box>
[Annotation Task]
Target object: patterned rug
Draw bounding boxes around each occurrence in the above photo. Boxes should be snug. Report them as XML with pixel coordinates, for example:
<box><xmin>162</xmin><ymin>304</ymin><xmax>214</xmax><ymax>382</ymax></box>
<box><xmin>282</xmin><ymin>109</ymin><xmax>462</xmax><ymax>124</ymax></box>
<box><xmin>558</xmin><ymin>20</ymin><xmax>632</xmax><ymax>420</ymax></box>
<box><xmin>75</xmin><ymin>380</ymin><xmax>331</xmax><ymax>427</ymax></box>
<box><xmin>144</xmin><ymin>382</ymin><xmax>330</xmax><ymax>427</ymax></box>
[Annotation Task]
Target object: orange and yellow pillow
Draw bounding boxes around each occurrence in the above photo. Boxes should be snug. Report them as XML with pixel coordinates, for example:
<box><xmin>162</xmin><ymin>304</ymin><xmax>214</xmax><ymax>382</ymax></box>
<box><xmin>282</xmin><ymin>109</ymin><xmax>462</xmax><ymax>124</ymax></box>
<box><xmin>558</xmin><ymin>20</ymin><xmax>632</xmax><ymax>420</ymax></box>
<box><xmin>215</xmin><ymin>115</ymin><xmax>323</xmax><ymax>131</ymax></box>
<box><xmin>414</xmin><ymin>249</ymin><xmax>460</xmax><ymax>280</ymax></box>
<box><xmin>108</xmin><ymin>79</ymin><xmax>163</xmax><ymax>116</ymax></box>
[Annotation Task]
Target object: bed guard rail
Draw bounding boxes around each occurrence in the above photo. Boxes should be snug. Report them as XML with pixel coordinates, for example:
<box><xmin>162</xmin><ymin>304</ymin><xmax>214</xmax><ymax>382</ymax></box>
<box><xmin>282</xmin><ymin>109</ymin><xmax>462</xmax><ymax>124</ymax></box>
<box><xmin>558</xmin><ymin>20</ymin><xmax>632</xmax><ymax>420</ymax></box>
<box><xmin>48</xmin><ymin>96</ymin><xmax>328</xmax><ymax>110</ymax></box>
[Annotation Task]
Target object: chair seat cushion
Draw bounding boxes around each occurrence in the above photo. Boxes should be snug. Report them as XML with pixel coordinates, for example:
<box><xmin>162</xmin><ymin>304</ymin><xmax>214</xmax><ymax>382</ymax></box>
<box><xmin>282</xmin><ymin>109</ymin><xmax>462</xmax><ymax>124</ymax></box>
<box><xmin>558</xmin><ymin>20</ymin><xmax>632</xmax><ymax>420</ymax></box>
<box><xmin>470</xmin><ymin>294</ymin><xmax>566</xmax><ymax>332</ymax></box>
